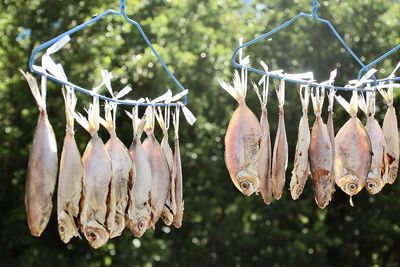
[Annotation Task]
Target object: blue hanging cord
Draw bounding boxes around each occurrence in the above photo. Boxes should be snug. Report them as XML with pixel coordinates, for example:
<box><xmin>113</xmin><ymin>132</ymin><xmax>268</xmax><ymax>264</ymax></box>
<box><xmin>230</xmin><ymin>1</ymin><xmax>379</xmax><ymax>91</ymax></box>
<box><xmin>312</xmin><ymin>0</ymin><xmax>318</xmax><ymax>18</ymax></box>
<box><xmin>28</xmin><ymin>0</ymin><xmax>188</xmax><ymax>107</ymax></box>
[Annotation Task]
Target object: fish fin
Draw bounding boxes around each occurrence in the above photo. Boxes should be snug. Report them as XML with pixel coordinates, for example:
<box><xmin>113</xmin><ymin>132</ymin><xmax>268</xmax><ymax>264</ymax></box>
<box><xmin>275</xmin><ymin>79</ymin><xmax>285</xmax><ymax>108</ymax></box>
<box><xmin>299</xmin><ymin>85</ymin><xmax>310</xmax><ymax>113</ymax></box>
<box><xmin>219</xmin><ymin>70</ymin><xmax>244</xmax><ymax>102</ymax></box>
<box><xmin>74</xmin><ymin>111</ymin><xmax>91</xmax><ymax>133</ymax></box>
<box><xmin>358</xmin><ymin>92</ymin><xmax>368</xmax><ymax>116</ymax></box>
<box><xmin>154</xmin><ymin>107</ymin><xmax>166</xmax><ymax>132</ymax></box>
<box><xmin>327</xmin><ymin>88</ymin><xmax>335</xmax><ymax>112</ymax></box>
<box><xmin>20</xmin><ymin>70</ymin><xmax>46</xmax><ymax>111</ymax></box>
<box><xmin>335</xmin><ymin>95</ymin><xmax>354</xmax><ymax>117</ymax></box>
<box><xmin>252</xmin><ymin>82</ymin><xmax>264</xmax><ymax>105</ymax></box>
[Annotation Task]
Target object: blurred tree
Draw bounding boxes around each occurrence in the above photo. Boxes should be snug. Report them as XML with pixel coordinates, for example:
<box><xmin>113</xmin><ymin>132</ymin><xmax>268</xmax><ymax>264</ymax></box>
<box><xmin>0</xmin><ymin>0</ymin><xmax>400</xmax><ymax>266</ymax></box>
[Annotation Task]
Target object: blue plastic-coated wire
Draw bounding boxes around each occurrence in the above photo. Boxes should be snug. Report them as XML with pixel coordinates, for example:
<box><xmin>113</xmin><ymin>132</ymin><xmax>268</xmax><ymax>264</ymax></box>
<box><xmin>231</xmin><ymin>3</ymin><xmax>376</xmax><ymax>91</ymax></box>
<box><xmin>29</xmin><ymin>1</ymin><xmax>188</xmax><ymax>107</ymax></box>
<box><xmin>357</xmin><ymin>44</ymin><xmax>400</xmax><ymax>80</ymax></box>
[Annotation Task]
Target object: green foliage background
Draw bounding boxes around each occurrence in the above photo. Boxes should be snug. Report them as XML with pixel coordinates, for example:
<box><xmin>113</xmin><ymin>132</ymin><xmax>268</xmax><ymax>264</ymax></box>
<box><xmin>1</xmin><ymin>0</ymin><xmax>400</xmax><ymax>266</ymax></box>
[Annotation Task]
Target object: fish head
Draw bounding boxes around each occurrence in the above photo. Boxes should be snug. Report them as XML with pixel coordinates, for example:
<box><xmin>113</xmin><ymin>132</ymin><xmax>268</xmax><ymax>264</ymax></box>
<box><xmin>236</xmin><ymin>169</ymin><xmax>260</xmax><ymax>196</ymax></box>
<box><xmin>110</xmin><ymin>214</ymin><xmax>125</xmax><ymax>238</ymax></box>
<box><xmin>84</xmin><ymin>221</ymin><xmax>109</xmax><ymax>249</ymax></box>
<box><xmin>365</xmin><ymin>173</ymin><xmax>385</xmax><ymax>194</ymax></box>
<box><xmin>57</xmin><ymin>210</ymin><xmax>79</xmax><ymax>243</ymax></box>
<box><xmin>337</xmin><ymin>174</ymin><xmax>363</xmax><ymax>196</ymax></box>
<box><xmin>128</xmin><ymin>209</ymin><xmax>150</xmax><ymax>238</ymax></box>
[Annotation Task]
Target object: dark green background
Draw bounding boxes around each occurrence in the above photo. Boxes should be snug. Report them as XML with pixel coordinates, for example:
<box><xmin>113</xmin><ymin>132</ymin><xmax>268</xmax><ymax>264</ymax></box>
<box><xmin>1</xmin><ymin>0</ymin><xmax>400</xmax><ymax>266</ymax></box>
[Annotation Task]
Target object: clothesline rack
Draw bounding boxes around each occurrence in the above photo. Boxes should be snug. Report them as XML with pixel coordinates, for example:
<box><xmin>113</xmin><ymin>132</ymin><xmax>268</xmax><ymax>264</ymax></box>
<box><xmin>28</xmin><ymin>0</ymin><xmax>188</xmax><ymax>107</ymax></box>
<box><xmin>231</xmin><ymin>0</ymin><xmax>399</xmax><ymax>91</ymax></box>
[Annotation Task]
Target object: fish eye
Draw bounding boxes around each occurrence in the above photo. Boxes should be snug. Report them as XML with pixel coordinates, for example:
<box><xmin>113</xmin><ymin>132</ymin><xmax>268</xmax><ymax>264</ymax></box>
<box><xmin>240</xmin><ymin>181</ymin><xmax>250</xmax><ymax>190</ymax></box>
<box><xmin>138</xmin><ymin>220</ymin><xmax>145</xmax><ymax>230</ymax></box>
<box><xmin>59</xmin><ymin>225</ymin><xmax>64</xmax><ymax>233</ymax></box>
<box><xmin>348</xmin><ymin>183</ymin><xmax>357</xmax><ymax>191</ymax></box>
<box><xmin>367</xmin><ymin>183</ymin><xmax>375</xmax><ymax>189</ymax></box>
<box><xmin>89</xmin><ymin>232</ymin><xmax>97</xmax><ymax>240</ymax></box>
<box><xmin>297</xmin><ymin>187</ymin><xmax>303</xmax><ymax>196</ymax></box>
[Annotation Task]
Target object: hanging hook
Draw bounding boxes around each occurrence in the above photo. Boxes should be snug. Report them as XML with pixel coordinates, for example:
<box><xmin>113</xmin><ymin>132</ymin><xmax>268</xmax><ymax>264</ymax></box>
<box><xmin>312</xmin><ymin>0</ymin><xmax>319</xmax><ymax>18</ymax></box>
<box><xmin>120</xmin><ymin>0</ymin><xmax>126</xmax><ymax>15</ymax></box>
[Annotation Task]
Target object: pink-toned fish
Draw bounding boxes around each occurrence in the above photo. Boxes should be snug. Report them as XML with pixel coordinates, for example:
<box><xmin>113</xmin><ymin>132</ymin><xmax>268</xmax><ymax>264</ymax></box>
<box><xmin>309</xmin><ymin>87</ymin><xmax>334</xmax><ymax>208</ymax></box>
<box><xmin>358</xmin><ymin>91</ymin><xmax>388</xmax><ymax>194</ymax></box>
<box><xmin>326</xmin><ymin>88</ymin><xmax>336</xmax><ymax>200</ymax></box>
<box><xmin>127</xmin><ymin>109</ymin><xmax>152</xmax><ymax>238</ymax></box>
<box><xmin>290</xmin><ymin>85</ymin><xmax>310</xmax><ymax>200</ymax></box>
<box><xmin>75</xmin><ymin>89</ymin><xmax>111</xmax><ymax>249</ymax></box>
<box><xmin>271</xmin><ymin>79</ymin><xmax>288</xmax><ymax>200</ymax></box>
<box><xmin>378</xmin><ymin>84</ymin><xmax>399</xmax><ymax>184</ymax></box>
<box><xmin>143</xmin><ymin>107</ymin><xmax>170</xmax><ymax>228</ymax></box>
<box><xmin>335</xmin><ymin>91</ymin><xmax>372</xmax><ymax>206</ymax></box>
<box><xmin>220</xmin><ymin>69</ymin><xmax>262</xmax><ymax>196</ymax></box>
<box><xmin>100</xmin><ymin>102</ymin><xmax>132</xmax><ymax>238</ymax></box>
<box><xmin>155</xmin><ymin>107</ymin><xmax>176</xmax><ymax>225</ymax></box>
<box><xmin>21</xmin><ymin>71</ymin><xmax>58</xmax><ymax>237</ymax></box>
<box><xmin>57</xmin><ymin>86</ymin><xmax>83</xmax><ymax>243</ymax></box>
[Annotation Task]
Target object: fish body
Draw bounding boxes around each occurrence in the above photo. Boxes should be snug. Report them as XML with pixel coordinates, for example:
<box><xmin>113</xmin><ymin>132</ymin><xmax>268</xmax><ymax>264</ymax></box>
<box><xmin>258</xmin><ymin>105</ymin><xmax>272</xmax><ymax>204</ymax></box>
<box><xmin>173</xmin><ymin>108</ymin><xmax>184</xmax><ymax>228</ymax></box>
<box><xmin>309</xmin><ymin>87</ymin><xmax>334</xmax><ymax>208</ymax></box>
<box><xmin>22</xmin><ymin>72</ymin><xmax>58</xmax><ymax>237</ymax></box>
<box><xmin>290</xmin><ymin>86</ymin><xmax>310</xmax><ymax>200</ymax></box>
<box><xmin>359</xmin><ymin>93</ymin><xmax>388</xmax><ymax>194</ymax></box>
<box><xmin>271</xmin><ymin>80</ymin><xmax>288</xmax><ymax>200</ymax></box>
<box><xmin>382</xmin><ymin>105</ymin><xmax>399</xmax><ymax>184</ymax></box>
<box><xmin>57</xmin><ymin>87</ymin><xmax>83</xmax><ymax>243</ymax></box>
<box><xmin>225</xmin><ymin>103</ymin><xmax>262</xmax><ymax>196</ymax></box>
<box><xmin>335</xmin><ymin>92</ymin><xmax>372</xmax><ymax>201</ymax></box>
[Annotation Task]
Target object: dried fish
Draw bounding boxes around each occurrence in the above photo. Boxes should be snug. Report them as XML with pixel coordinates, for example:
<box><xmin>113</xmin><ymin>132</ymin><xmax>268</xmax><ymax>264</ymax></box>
<box><xmin>143</xmin><ymin>107</ymin><xmax>170</xmax><ymax>228</ymax></box>
<box><xmin>359</xmin><ymin>91</ymin><xmax>388</xmax><ymax>194</ymax></box>
<box><xmin>290</xmin><ymin>85</ymin><xmax>310</xmax><ymax>200</ymax></box>
<box><xmin>252</xmin><ymin>62</ymin><xmax>272</xmax><ymax>204</ymax></box>
<box><xmin>309</xmin><ymin>87</ymin><xmax>334</xmax><ymax>209</ymax></box>
<box><xmin>271</xmin><ymin>79</ymin><xmax>288</xmax><ymax>200</ymax></box>
<box><xmin>57</xmin><ymin>86</ymin><xmax>83</xmax><ymax>243</ymax></box>
<box><xmin>173</xmin><ymin>108</ymin><xmax>184</xmax><ymax>228</ymax></box>
<box><xmin>378</xmin><ymin>85</ymin><xmax>399</xmax><ymax>184</ymax></box>
<box><xmin>335</xmin><ymin>91</ymin><xmax>372</xmax><ymax>206</ymax></box>
<box><xmin>100</xmin><ymin>102</ymin><xmax>132</xmax><ymax>238</ymax></box>
<box><xmin>22</xmin><ymin>71</ymin><xmax>58</xmax><ymax>237</ymax></box>
<box><xmin>155</xmin><ymin>107</ymin><xmax>176</xmax><ymax>225</ymax></box>
<box><xmin>326</xmin><ymin>88</ymin><xmax>336</xmax><ymax>200</ymax></box>
<box><xmin>220</xmin><ymin>69</ymin><xmax>262</xmax><ymax>196</ymax></box>
<box><xmin>75</xmin><ymin>90</ymin><xmax>111</xmax><ymax>249</ymax></box>
<box><xmin>127</xmin><ymin>109</ymin><xmax>152</xmax><ymax>238</ymax></box>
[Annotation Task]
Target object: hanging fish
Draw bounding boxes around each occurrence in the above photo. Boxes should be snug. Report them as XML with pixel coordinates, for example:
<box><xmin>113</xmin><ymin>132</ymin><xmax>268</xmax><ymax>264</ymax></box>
<box><xmin>143</xmin><ymin>106</ymin><xmax>170</xmax><ymax>228</ymax></box>
<box><xmin>252</xmin><ymin>62</ymin><xmax>272</xmax><ymax>204</ymax></box>
<box><xmin>335</xmin><ymin>91</ymin><xmax>372</xmax><ymax>206</ymax></box>
<box><xmin>271</xmin><ymin>79</ymin><xmax>288</xmax><ymax>200</ymax></box>
<box><xmin>57</xmin><ymin>86</ymin><xmax>83</xmax><ymax>243</ymax></box>
<box><xmin>290</xmin><ymin>85</ymin><xmax>311</xmax><ymax>200</ymax></box>
<box><xmin>172</xmin><ymin>107</ymin><xmax>184</xmax><ymax>228</ymax></box>
<box><xmin>309</xmin><ymin>86</ymin><xmax>334</xmax><ymax>208</ymax></box>
<box><xmin>155</xmin><ymin>107</ymin><xmax>176</xmax><ymax>225</ymax></box>
<box><xmin>378</xmin><ymin>84</ymin><xmax>399</xmax><ymax>184</ymax></box>
<box><xmin>100</xmin><ymin>102</ymin><xmax>132</xmax><ymax>238</ymax></box>
<box><xmin>75</xmin><ymin>86</ymin><xmax>111</xmax><ymax>249</ymax></box>
<box><xmin>326</xmin><ymin>88</ymin><xmax>336</xmax><ymax>200</ymax></box>
<box><xmin>219</xmin><ymin>67</ymin><xmax>262</xmax><ymax>196</ymax></box>
<box><xmin>21</xmin><ymin>71</ymin><xmax>58</xmax><ymax>237</ymax></box>
<box><xmin>358</xmin><ymin>91</ymin><xmax>388</xmax><ymax>194</ymax></box>
<box><xmin>126</xmin><ymin>108</ymin><xmax>152</xmax><ymax>238</ymax></box>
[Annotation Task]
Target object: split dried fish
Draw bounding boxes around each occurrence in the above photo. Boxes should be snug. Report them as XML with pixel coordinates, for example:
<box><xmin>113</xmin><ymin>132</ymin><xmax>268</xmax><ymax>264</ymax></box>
<box><xmin>335</xmin><ymin>91</ymin><xmax>372</xmax><ymax>206</ymax></box>
<box><xmin>155</xmin><ymin>107</ymin><xmax>176</xmax><ymax>226</ymax></box>
<box><xmin>220</xmin><ymin>69</ymin><xmax>262</xmax><ymax>196</ymax></box>
<box><xmin>309</xmin><ymin>87</ymin><xmax>334</xmax><ymax>209</ymax></box>
<box><xmin>379</xmin><ymin>85</ymin><xmax>399</xmax><ymax>184</ymax></box>
<box><xmin>290</xmin><ymin>85</ymin><xmax>310</xmax><ymax>200</ymax></box>
<box><xmin>359</xmin><ymin>92</ymin><xmax>388</xmax><ymax>194</ymax></box>
<box><xmin>271</xmin><ymin>79</ymin><xmax>288</xmax><ymax>200</ymax></box>
<box><xmin>57</xmin><ymin>86</ymin><xmax>83</xmax><ymax>243</ymax></box>
<box><xmin>75</xmin><ymin>91</ymin><xmax>111</xmax><ymax>249</ymax></box>
<box><xmin>22</xmin><ymin>71</ymin><xmax>58</xmax><ymax>237</ymax></box>
<box><xmin>127</xmin><ymin>109</ymin><xmax>152</xmax><ymax>238</ymax></box>
<box><xmin>101</xmin><ymin>102</ymin><xmax>132</xmax><ymax>238</ymax></box>
<box><xmin>172</xmin><ymin>108</ymin><xmax>184</xmax><ymax>228</ymax></box>
<box><xmin>326</xmin><ymin>88</ymin><xmax>336</xmax><ymax>201</ymax></box>
<box><xmin>143</xmin><ymin>107</ymin><xmax>170</xmax><ymax>228</ymax></box>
